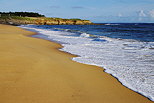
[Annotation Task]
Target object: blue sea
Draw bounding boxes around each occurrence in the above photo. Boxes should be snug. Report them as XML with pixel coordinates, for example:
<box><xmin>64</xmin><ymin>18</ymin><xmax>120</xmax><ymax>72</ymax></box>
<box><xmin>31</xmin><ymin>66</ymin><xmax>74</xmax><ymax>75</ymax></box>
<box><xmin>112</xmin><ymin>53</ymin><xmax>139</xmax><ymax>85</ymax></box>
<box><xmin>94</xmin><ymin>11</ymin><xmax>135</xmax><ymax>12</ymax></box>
<box><xmin>20</xmin><ymin>23</ymin><xmax>154</xmax><ymax>101</ymax></box>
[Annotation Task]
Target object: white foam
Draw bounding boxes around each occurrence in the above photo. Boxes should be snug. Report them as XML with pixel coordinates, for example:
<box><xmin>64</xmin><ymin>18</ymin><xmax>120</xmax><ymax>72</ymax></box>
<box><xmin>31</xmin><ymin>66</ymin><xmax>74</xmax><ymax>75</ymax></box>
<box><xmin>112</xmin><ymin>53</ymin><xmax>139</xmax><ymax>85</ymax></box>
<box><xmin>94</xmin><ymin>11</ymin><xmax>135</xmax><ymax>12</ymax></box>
<box><xmin>20</xmin><ymin>25</ymin><xmax>154</xmax><ymax>101</ymax></box>
<box><xmin>104</xmin><ymin>23</ymin><xmax>120</xmax><ymax>25</ymax></box>
<box><xmin>80</xmin><ymin>33</ymin><xmax>90</xmax><ymax>38</ymax></box>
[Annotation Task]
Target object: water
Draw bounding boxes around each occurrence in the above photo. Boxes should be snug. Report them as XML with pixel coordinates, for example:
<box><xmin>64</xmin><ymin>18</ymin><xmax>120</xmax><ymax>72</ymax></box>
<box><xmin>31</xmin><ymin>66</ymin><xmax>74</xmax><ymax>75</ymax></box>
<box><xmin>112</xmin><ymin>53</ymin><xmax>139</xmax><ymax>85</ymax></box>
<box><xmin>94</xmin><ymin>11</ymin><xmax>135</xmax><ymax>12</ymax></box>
<box><xmin>20</xmin><ymin>23</ymin><xmax>154</xmax><ymax>101</ymax></box>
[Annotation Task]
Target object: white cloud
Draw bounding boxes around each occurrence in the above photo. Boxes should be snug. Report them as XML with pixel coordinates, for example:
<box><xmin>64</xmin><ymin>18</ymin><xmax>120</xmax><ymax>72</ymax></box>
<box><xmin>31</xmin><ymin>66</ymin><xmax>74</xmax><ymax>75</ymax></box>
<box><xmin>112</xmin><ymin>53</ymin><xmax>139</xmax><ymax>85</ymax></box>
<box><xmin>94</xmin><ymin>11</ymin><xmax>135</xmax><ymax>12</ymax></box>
<box><xmin>149</xmin><ymin>10</ymin><xmax>154</xmax><ymax>18</ymax></box>
<box><xmin>138</xmin><ymin>10</ymin><xmax>146</xmax><ymax>17</ymax></box>
<box><xmin>118</xmin><ymin>13</ymin><xmax>122</xmax><ymax>17</ymax></box>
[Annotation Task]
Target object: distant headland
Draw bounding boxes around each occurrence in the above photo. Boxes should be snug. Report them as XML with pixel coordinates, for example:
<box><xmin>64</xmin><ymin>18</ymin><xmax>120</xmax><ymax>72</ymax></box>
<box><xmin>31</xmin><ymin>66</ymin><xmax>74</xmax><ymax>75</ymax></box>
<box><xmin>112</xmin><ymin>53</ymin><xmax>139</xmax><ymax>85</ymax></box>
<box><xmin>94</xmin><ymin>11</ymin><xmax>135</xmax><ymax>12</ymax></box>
<box><xmin>0</xmin><ymin>12</ymin><xmax>93</xmax><ymax>25</ymax></box>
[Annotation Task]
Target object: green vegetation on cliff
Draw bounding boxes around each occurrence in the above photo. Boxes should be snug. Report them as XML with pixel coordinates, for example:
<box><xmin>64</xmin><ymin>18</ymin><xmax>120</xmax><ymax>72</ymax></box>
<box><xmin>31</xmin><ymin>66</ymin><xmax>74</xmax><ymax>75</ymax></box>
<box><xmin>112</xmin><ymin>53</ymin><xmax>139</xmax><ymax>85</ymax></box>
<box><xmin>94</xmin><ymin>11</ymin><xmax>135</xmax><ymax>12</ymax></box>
<box><xmin>0</xmin><ymin>12</ymin><xmax>92</xmax><ymax>25</ymax></box>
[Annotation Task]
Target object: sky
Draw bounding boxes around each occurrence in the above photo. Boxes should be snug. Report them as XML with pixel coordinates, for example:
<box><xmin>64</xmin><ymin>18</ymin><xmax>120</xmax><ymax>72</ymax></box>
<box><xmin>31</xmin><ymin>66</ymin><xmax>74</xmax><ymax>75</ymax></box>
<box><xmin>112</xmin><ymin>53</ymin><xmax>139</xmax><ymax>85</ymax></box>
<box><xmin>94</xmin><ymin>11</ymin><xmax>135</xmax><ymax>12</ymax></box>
<box><xmin>0</xmin><ymin>0</ymin><xmax>154</xmax><ymax>23</ymax></box>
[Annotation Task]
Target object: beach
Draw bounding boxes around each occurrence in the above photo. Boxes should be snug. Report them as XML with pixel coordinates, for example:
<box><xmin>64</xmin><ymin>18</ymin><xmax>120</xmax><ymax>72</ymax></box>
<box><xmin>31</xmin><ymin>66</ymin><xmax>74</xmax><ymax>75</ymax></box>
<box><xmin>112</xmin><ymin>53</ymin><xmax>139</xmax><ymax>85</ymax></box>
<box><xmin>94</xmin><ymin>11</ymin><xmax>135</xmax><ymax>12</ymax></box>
<box><xmin>0</xmin><ymin>24</ymin><xmax>153</xmax><ymax>103</ymax></box>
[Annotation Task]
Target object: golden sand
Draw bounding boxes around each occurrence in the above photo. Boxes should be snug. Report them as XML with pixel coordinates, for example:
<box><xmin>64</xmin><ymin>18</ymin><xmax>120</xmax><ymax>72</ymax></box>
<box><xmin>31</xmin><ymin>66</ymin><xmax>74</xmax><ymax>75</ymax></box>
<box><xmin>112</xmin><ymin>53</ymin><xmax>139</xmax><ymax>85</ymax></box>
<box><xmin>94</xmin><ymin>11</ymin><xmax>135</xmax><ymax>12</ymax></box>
<box><xmin>0</xmin><ymin>24</ymin><xmax>152</xmax><ymax>103</ymax></box>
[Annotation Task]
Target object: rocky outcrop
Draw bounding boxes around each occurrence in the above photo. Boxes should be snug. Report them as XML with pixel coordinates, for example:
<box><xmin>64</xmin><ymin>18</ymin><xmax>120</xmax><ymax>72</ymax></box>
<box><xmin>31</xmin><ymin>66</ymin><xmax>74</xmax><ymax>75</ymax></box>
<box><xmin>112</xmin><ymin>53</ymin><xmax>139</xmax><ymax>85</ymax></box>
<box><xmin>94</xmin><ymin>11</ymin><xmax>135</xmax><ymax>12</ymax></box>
<box><xmin>0</xmin><ymin>17</ymin><xmax>92</xmax><ymax>25</ymax></box>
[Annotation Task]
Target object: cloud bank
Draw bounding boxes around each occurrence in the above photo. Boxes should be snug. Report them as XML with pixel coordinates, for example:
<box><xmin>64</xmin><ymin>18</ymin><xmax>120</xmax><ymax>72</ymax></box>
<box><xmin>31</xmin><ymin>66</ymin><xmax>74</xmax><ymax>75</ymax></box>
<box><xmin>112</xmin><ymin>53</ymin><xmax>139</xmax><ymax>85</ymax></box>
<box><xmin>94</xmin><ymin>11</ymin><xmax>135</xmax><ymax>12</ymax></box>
<box><xmin>149</xmin><ymin>10</ymin><xmax>154</xmax><ymax>18</ymax></box>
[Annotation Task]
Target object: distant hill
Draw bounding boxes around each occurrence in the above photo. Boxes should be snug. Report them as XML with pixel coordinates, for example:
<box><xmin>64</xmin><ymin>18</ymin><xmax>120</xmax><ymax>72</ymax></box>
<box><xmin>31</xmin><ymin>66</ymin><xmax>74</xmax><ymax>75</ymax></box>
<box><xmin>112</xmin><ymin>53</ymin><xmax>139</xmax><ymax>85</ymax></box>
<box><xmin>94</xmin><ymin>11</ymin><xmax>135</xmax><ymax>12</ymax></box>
<box><xmin>0</xmin><ymin>12</ymin><xmax>93</xmax><ymax>25</ymax></box>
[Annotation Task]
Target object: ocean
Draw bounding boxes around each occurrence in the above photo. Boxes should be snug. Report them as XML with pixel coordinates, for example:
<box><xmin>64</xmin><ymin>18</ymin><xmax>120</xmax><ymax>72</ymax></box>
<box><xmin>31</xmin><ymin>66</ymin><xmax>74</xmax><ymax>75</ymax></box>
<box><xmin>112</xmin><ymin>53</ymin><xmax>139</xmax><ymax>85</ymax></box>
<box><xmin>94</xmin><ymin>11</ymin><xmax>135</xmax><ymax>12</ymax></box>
<box><xmin>20</xmin><ymin>23</ymin><xmax>154</xmax><ymax>101</ymax></box>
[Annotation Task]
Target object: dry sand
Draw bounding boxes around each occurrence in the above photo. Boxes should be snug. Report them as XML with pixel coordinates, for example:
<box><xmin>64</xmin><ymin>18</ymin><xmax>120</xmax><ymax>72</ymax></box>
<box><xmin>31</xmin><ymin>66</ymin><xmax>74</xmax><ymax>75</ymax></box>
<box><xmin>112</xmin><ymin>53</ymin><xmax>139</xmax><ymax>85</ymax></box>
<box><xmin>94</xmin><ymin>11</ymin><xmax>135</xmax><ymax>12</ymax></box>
<box><xmin>0</xmin><ymin>24</ymin><xmax>153</xmax><ymax>103</ymax></box>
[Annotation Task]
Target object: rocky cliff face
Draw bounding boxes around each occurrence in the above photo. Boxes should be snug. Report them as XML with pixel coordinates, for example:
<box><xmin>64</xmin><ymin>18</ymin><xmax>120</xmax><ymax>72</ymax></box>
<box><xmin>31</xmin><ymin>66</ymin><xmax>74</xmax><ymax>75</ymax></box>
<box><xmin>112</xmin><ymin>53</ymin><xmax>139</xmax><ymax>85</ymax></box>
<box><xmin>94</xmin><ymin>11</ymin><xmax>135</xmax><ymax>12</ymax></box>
<box><xmin>0</xmin><ymin>17</ymin><xmax>92</xmax><ymax>25</ymax></box>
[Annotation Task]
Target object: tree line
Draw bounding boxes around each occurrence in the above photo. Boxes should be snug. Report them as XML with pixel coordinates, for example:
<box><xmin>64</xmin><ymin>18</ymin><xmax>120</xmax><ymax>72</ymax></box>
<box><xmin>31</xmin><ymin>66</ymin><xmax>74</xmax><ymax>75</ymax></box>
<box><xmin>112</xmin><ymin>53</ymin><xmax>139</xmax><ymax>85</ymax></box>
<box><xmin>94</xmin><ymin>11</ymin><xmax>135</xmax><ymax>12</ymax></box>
<box><xmin>0</xmin><ymin>12</ymin><xmax>45</xmax><ymax>17</ymax></box>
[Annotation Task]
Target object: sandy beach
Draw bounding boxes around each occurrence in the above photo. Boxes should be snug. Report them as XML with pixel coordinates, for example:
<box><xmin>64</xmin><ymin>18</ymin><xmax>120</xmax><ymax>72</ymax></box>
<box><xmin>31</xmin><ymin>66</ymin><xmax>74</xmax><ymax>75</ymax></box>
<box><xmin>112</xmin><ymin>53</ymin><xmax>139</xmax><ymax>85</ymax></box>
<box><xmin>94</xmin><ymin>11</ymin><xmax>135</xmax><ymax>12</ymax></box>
<box><xmin>0</xmin><ymin>24</ymin><xmax>153</xmax><ymax>103</ymax></box>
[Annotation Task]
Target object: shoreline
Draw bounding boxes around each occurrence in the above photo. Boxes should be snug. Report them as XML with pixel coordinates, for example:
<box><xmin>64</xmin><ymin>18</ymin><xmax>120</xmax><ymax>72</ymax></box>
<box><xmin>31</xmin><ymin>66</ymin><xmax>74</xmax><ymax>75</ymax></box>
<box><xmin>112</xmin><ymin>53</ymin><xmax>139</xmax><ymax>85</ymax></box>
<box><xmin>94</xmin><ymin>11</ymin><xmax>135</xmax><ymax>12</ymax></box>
<box><xmin>0</xmin><ymin>24</ymin><xmax>153</xmax><ymax>103</ymax></box>
<box><xmin>18</xmin><ymin>25</ymin><xmax>154</xmax><ymax>102</ymax></box>
<box><xmin>21</xmin><ymin>24</ymin><xmax>154</xmax><ymax>101</ymax></box>
<box><xmin>29</xmin><ymin>28</ymin><xmax>154</xmax><ymax>101</ymax></box>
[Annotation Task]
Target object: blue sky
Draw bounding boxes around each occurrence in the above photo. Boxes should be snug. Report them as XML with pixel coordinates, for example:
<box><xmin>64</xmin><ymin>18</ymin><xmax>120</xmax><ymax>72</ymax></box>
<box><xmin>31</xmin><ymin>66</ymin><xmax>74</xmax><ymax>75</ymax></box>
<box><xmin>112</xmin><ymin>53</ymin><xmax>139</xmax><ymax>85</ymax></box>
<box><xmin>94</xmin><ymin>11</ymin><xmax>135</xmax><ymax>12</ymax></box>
<box><xmin>0</xmin><ymin>0</ymin><xmax>154</xmax><ymax>23</ymax></box>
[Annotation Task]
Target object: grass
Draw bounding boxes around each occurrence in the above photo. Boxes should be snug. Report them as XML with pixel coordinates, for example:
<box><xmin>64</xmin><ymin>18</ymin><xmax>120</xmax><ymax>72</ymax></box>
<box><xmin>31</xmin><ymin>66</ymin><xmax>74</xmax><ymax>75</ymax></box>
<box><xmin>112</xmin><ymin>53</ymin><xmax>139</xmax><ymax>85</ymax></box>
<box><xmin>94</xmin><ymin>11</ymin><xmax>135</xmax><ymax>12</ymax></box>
<box><xmin>11</xmin><ymin>16</ymin><xmax>35</xmax><ymax>20</ymax></box>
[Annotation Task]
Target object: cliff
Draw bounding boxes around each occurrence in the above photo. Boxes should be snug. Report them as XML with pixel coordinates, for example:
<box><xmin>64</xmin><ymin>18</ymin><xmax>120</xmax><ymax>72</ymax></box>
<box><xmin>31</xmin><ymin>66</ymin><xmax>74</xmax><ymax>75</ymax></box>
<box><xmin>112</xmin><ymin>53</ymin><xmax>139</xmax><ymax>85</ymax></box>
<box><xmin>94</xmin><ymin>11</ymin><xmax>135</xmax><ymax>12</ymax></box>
<box><xmin>0</xmin><ymin>16</ymin><xmax>92</xmax><ymax>25</ymax></box>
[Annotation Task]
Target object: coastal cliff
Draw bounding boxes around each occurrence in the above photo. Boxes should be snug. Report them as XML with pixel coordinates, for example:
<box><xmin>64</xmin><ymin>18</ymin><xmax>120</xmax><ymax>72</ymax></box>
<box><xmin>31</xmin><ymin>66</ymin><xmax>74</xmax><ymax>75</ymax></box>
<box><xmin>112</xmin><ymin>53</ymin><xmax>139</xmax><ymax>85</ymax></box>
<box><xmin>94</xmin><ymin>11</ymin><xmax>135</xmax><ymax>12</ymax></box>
<box><xmin>0</xmin><ymin>16</ymin><xmax>92</xmax><ymax>25</ymax></box>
